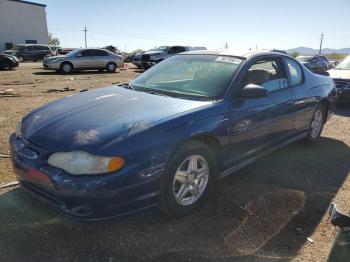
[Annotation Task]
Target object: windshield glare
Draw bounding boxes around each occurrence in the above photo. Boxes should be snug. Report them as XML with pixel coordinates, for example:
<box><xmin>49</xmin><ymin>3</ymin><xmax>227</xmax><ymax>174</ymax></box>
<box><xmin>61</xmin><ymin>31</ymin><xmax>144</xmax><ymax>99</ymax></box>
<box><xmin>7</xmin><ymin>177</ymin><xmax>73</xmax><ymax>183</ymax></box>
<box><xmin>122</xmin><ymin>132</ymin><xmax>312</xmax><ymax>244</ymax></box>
<box><xmin>296</xmin><ymin>56</ymin><xmax>313</xmax><ymax>62</ymax></box>
<box><xmin>335</xmin><ymin>56</ymin><xmax>350</xmax><ymax>70</ymax></box>
<box><xmin>131</xmin><ymin>54</ymin><xmax>243</xmax><ymax>100</ymax></box>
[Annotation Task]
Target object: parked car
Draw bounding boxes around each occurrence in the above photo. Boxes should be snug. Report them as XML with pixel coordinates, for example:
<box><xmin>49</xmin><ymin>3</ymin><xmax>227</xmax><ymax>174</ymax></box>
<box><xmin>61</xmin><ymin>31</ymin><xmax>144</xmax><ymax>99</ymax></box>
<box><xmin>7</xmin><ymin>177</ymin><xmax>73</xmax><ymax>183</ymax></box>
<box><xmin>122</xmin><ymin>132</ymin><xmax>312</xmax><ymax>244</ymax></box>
<box><xmin>3</xmin><ymin>44</ymin><xmax>53</xmax><ymax>62</ymax></box>
<box><xmin>0</xmin><ymin>54</ymin><xmax>19</xmax><ymax>70</ymax></box>
<box><xmin>10</xmin><ymin>50</ymin><xmax>336</xmax><ymax>220</ymax></box>
<box><xmin>296</xmin><ymin>55</ymin><xmax>329</xmax><ymax>72</ymax></box>
<box><xmin>328</xmin><ymin>55</ymin><xmax>350</xmax><ymax>103</ymax></box>
<box><xmin>139</xmin><ymin>45</ymin><xmax>207</xmax><ymax>69</ymax></box>
<box><xmin>43</xmin><ymin>48</ymin><xmax>124</xmax><ymax>73</ymax></box>
<box><xmin>132</xmin><ymin>51</ymin><xmax>146</xmax><ymax>68</ymax></box>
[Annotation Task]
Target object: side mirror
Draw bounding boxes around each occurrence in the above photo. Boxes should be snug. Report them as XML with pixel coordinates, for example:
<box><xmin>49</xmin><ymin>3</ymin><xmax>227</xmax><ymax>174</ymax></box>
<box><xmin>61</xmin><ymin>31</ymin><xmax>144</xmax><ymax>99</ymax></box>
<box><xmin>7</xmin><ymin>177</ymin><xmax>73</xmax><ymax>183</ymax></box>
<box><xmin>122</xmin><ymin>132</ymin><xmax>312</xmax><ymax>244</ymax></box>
<box><xmin>241</xmin><ymin>84</ymin><xmax>268</xmax><ymax>98</ymax></box>
<box><xmin>76</xmin><ymin>53</ymin><xmax>82</xmax><ymax>57</ymax></box>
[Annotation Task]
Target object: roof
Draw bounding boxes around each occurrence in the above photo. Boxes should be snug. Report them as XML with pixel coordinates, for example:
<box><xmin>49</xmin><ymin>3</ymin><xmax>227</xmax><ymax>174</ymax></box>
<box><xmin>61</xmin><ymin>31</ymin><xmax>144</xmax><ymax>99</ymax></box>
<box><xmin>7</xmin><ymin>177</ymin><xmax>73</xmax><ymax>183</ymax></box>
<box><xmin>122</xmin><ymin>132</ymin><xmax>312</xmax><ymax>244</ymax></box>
<box><xmin>183</xmin><ymin>49</ymin><xmax>289</xmax><ymax>59</ymax></box>
<box><xmin>9</xmin><ymin>0</ymin><xmax>46</xmax><ymax>7</ymax></box>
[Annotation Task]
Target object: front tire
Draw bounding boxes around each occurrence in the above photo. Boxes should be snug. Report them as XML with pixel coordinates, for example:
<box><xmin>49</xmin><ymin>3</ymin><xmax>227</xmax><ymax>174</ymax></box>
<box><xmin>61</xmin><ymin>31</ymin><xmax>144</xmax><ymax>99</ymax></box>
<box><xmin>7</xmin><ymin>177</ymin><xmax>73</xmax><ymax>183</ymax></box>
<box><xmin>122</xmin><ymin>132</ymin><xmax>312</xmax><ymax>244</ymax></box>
<box><xmin>305</xmin><ymin>104</ymin><xmax>326</xmax><ymax>142</ymax></box>
<box><xmin>17</xmin><ymin>56</ymin><xmax>24</xmax><ymax>62</ymax></box>
<box><xmin>0</xmin><ymin>61</ymin><xmax>11</xmax><ymax>70</ymax></box>
<box><xmin>60</xmin><ymin>62</ymin><xmax>73</xmax><ymax>74</ymax></box>
<box><xmin>159</xmin><ymin>140</ymin><xmax>217</xmax><ymax>216</ymax></box>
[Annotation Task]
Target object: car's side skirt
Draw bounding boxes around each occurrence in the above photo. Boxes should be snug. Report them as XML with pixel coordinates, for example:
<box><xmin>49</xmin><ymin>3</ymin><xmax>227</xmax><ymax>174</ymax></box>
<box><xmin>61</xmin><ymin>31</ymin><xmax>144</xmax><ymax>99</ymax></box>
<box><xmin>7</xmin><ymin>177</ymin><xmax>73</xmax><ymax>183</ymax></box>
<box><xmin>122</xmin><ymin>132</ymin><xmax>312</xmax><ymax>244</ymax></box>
<box><xmin>219</xmin><ymin>131</ymin><xmax>308</xmax><ymax>179</ymax></box>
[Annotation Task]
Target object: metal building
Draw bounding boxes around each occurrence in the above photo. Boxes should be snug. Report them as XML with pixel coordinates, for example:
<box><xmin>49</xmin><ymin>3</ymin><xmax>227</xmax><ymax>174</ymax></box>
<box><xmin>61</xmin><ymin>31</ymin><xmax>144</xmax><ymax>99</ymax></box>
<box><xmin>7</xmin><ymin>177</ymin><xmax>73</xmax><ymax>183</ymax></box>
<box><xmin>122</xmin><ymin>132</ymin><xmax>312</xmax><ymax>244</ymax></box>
<box><xmin>0</xmin><ymin>0</ymin><xmax>48</xmax><ymax>51</ymax></box>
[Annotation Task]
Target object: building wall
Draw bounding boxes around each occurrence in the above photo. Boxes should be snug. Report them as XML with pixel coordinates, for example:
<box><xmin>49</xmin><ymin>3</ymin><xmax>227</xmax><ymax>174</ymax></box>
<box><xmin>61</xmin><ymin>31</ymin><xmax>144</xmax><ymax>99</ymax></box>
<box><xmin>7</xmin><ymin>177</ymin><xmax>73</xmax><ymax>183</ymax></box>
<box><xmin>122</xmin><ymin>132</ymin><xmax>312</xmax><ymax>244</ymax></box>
<box><xmin>0</xmin><ymin>0</ymin><xmax>48</xmax><ymax>51</ymax></box>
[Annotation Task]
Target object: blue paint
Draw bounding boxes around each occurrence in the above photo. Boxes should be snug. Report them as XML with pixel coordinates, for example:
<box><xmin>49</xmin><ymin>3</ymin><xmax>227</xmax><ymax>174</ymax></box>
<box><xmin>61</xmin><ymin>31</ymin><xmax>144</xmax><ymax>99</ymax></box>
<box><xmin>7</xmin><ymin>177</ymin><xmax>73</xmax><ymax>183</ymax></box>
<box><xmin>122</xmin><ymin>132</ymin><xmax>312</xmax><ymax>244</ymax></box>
<box><xmin>9</xmin><ymin>51</ymin><xmax>336</xmax><ymax>220</ymax></box>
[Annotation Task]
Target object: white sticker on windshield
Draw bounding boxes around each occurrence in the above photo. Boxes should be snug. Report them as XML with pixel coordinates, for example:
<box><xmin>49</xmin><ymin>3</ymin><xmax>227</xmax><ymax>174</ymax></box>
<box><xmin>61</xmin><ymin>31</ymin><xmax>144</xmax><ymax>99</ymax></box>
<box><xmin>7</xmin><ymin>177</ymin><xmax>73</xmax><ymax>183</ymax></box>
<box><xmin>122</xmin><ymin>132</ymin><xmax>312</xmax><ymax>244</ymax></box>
<box><xmin>215</xmin><ymin>57</ymin><xmax>242</xmax><ymax>64</ymax></box>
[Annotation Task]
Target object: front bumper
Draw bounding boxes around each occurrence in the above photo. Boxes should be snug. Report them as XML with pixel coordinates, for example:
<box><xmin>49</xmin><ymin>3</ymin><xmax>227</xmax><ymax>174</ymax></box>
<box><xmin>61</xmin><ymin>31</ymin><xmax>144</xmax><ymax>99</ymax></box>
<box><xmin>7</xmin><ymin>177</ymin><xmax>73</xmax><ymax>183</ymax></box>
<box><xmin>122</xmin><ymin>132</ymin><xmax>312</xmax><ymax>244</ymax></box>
<box><xmin>43</xmin><ymin>61</ymin><xmax>60</xmax><ymax>70</ymax></box>
<box><xmin>9</xmin><ymin>134</ymin><xmax>162</xmax><ymax>220</ymax></box>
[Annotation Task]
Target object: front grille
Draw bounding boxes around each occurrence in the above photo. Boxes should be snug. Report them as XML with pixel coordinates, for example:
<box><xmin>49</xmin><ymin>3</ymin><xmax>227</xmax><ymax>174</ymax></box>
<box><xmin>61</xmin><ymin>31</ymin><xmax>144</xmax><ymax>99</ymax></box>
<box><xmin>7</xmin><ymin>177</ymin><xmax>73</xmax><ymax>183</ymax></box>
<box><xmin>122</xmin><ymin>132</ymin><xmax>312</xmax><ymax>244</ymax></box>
<box><xmin>334</xmin><ymin>79</ymin><xmax>350</xmax><ymax>90</ymax></box>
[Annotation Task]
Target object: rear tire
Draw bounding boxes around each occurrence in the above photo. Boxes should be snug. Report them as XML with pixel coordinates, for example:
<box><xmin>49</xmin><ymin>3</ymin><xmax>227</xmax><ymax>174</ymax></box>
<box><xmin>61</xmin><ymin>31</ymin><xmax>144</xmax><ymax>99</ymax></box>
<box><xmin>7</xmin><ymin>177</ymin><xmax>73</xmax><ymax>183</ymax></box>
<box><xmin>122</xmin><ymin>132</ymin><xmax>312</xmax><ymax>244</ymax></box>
<box><xmin>159</xmin><ymin>140</ymin><xmax>218</xmax><ymax>216</ymax></box>
<box><xmin>304</xmin><ymin>103</ymin><xmax>326</xmax><ymax>143</ymax></box>
<box><xmin>106</xmin><ymin>62</ymin><xmax>116</xmax><ymax>73</ymax></box>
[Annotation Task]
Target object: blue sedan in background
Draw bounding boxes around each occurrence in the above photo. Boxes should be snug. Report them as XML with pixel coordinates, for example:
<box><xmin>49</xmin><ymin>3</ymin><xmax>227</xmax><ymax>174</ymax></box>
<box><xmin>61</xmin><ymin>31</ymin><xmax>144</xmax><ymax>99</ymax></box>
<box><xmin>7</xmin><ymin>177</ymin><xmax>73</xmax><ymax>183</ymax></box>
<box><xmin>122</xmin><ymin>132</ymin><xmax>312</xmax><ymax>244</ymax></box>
<box><xmin>10</xmin><ymin>50</ymin><xmax>336</xmax><ymax>220</ymax></box>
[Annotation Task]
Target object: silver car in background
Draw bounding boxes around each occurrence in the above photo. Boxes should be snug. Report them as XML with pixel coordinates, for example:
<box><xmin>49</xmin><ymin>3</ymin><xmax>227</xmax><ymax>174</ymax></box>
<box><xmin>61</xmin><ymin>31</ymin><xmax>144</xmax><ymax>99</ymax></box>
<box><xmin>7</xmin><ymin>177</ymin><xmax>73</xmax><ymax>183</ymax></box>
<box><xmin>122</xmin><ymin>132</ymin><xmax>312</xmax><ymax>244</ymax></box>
<box><xmin>43</xmin><ymin>48</ymin><xmax>124</xmax><ymax>73</ymax></box>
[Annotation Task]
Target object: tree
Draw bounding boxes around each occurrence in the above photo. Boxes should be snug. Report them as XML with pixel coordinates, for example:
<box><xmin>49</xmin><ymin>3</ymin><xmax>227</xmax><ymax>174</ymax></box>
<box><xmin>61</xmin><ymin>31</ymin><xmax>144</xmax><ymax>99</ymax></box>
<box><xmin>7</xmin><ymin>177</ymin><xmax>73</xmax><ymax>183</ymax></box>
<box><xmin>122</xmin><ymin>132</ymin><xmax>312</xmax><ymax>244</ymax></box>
<box><xmin>290</xmin><ymin>51</ymin><xmax>300</xmax><ymax>58</ymax></box>
<box><xmin>48</xmin><ymin>33</ymin><xmax>60</xmax><ymax>47</ymax></box>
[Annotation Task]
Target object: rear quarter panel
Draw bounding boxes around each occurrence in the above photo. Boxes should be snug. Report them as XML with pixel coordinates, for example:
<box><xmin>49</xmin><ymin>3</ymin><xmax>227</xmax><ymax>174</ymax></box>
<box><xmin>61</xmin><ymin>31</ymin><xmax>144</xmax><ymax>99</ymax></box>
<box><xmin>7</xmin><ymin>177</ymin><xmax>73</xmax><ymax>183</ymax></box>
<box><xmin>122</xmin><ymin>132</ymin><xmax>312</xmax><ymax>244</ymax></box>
<box><xmin>293</xmin><ymin>67</ymin><xmax>336</xmax><ymax>130</ymax></box>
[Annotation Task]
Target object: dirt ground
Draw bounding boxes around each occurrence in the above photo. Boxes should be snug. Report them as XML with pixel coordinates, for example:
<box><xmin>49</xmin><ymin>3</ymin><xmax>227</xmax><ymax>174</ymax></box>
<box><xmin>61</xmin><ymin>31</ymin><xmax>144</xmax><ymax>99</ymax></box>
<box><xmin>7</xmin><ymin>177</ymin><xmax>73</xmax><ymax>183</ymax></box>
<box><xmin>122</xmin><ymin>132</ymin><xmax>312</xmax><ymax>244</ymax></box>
<box><xmin>0</xmin><ymin>63</ymin><xmax>350</xmax><ymax>262</ymax></box>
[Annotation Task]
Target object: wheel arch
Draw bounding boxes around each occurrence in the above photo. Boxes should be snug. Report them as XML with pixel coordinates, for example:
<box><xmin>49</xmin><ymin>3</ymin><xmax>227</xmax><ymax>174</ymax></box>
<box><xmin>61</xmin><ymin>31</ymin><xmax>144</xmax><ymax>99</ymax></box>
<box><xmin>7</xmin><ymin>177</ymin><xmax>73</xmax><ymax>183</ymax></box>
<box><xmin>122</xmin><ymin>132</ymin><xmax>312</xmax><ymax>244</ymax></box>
<box><xmin>319</xmin><ymin>98</ymin><xmax>330</xmax><ymax>122</ymax></box>
<box><xmin>168</xmin><ymin>134</ymin><xmax>223</xmax><ymax>171</ymax></box>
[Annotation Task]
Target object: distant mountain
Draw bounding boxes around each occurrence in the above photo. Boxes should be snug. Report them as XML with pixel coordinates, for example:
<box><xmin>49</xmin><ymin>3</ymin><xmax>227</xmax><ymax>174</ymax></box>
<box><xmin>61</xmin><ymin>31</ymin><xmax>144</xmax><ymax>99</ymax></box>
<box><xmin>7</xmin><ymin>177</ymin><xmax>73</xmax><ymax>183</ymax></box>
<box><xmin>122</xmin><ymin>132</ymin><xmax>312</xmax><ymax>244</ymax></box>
<box><xmin>286</xmin><ymin>46</ymin><xmax>350</xmax><ymax>55</ymax></box>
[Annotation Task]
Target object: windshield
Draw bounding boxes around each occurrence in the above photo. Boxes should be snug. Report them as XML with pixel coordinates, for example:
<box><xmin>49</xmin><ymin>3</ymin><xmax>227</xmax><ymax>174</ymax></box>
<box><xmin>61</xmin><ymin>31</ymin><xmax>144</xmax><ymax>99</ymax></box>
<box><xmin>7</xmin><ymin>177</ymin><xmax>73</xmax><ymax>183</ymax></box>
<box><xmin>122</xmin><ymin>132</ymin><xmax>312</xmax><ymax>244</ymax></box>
<box><xmin>131</xmin><ymin>54</ymin><xmax>243</xmax><ymax>100</ymax></box>
<box><xmin>154</xmin><ymin>46</ymin><xmax>169</xmax><ymax>52</ymax></box>
<box><xmin>296</xmin><ymin>56</ymin><xmax>313</xmax><ymax>62</ymax></box>
<box><xmin>66</xmin><ymin>49</ymin><xmax>82</xmax><ymax>57</ymax></box>
<box><xmin>13</xmin><ymin>45</ymin><xmax>25</xmax><ymax>51</ymax></box>
<box><xmin>335</xmin><ymin>56</ymin><xmax>350</xmax><ymax>70</ymax></box>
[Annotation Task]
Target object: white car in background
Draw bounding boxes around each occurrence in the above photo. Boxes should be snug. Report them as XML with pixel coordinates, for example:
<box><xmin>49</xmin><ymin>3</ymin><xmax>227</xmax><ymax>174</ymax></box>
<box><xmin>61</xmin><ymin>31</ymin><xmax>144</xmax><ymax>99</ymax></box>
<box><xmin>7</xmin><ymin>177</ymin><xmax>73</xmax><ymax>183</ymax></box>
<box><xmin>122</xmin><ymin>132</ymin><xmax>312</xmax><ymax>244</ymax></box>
<box><xmin>328</xmin><ymin>56</ymin><xmax>350</xmax><ymax>103</ymax></box>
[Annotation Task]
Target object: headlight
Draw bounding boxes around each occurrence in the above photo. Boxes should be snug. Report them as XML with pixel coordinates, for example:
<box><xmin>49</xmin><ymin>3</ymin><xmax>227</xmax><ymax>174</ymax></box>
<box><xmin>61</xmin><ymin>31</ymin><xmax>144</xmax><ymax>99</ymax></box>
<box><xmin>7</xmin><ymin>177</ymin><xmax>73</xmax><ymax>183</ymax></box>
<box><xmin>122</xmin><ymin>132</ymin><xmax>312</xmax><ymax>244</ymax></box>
<box><xmin>15</xmin><ymin>121</ymin><xmax>22</xmax><ymax>137</ymax></box>
<box><xmin>47</xmin><ymin>58</ymin><xmax>62</xmax><ymax>63</ymax></box>
<box><xmin>48</xmin><ymin>151</ymin><xmax>125</xmax><ymax>175</ymax></box>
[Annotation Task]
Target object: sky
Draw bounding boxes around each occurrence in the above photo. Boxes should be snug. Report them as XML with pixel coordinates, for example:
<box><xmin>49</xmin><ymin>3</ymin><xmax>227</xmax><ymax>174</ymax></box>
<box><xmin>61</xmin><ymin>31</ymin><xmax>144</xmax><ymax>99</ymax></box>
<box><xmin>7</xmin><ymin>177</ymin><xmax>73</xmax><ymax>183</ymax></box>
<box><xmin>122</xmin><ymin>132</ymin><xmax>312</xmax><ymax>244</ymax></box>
<box><xmin>35</xmin><ymin>0</ymin><xmax>350</xmax><ymax>52</ymax></box>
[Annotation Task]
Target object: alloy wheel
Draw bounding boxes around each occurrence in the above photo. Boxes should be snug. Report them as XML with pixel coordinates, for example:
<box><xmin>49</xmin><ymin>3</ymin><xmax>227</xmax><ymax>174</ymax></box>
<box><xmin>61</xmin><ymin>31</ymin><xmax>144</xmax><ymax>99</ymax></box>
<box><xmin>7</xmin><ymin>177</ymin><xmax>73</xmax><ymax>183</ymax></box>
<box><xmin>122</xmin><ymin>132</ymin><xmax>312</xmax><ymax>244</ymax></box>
<box><xmin>172</xmin><ymin>155</ymin><xmax>209</xmax><ymax>206</ymax></box>
<box><xmin>62</xmin><ymin>63</ymin><xmax>72</xmax><ymax>73</ymax></box>
<box><xmin>310</xmin><ymin>109</ymin><xmax>323</xmax><ymax>138</ymax></box>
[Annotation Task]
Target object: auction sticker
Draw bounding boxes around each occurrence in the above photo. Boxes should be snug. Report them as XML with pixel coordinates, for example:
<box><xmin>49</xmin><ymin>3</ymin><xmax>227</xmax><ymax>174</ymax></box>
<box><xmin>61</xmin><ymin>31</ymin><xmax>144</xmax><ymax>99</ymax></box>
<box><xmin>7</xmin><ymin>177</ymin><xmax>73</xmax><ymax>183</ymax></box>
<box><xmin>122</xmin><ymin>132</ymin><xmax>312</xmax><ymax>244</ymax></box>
<box><xmin>215</xmin><ymin>57</ymin><xmax>242</xmax><ymax>64</ymax></box>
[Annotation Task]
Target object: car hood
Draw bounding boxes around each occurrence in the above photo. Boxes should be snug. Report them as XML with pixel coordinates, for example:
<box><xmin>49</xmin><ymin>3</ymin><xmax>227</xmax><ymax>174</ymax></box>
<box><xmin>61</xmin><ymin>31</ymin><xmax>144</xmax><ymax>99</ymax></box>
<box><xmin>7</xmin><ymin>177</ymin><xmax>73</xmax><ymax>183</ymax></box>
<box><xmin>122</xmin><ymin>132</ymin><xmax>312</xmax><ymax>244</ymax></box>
<box><xmin>0</xmin><ymin>54</ymin><xmax>15</xmax><ymax>59</ymax></box>
<box><xmin>328</xmin><ymin>69</ymin><xmax>350</xmax><ymax>80</ymax></box>
<box><xmin>45</xmin><ymin>55</ymin><xmax>67</xmax><ymax>61</ymax></box>
<box><xmin>2</xmin><ymin>50</ymin><xmax>16</xmax><ymax>55</ymax></box>
<box><xmin>21</xmin><ymin>86</ymin><xmax>210</xmax><ymax>152</ymax></box>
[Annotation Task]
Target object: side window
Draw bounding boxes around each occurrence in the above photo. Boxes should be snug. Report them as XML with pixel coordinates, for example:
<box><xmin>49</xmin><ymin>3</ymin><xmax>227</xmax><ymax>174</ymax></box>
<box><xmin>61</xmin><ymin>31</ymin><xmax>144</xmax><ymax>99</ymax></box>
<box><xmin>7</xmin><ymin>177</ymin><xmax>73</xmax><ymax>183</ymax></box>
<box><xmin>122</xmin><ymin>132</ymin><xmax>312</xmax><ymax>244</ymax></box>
<box><xmin>80</xmin><ymin>50</ymin><xmax>91</xmax><ymax>57</ymax></box>
<box><xmin>285</xmin><ymin>58</ymin><xmax>303</xmax><ymax>86</ymax></box>
<box><xmin>41</xmin><ymin>46</ymin><xmax>50</xmax><ymax>51</ymax></box>
<box><xmin>94</xmin><ymin>50</ymin><xmax>108</xmax><ymax>56</ymax></box>
<box><xmin>243</xmin><ymin>58</ymin><xmax>288</xmax><ymax>92</ymax></box>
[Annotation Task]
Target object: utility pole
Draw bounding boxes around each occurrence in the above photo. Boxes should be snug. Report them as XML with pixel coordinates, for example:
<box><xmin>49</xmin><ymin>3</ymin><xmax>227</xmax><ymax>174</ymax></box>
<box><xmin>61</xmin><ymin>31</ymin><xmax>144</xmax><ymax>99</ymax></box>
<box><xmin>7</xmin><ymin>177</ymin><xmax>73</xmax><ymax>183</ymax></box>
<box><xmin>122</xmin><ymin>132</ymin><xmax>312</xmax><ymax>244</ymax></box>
<box><xmin>256</xmin><ymin>43</ymin><xmax>258</xmax><ymax>50</ymax></box>
<box><xmin>319</xmin><ymin>32</ymin><xmax>323</xmax><ymax>55</ymax></box>
<box><xmin>83</xmin><ymin>26</ymin><xmax>88</xmax><ymax>48</ymax></box>
<box><xmin>124</xmin><ymin>44</ymin><xmax>127</xmax><ymax>53</ymax></box>
<box><xmin>225</xmin><ymin>42</ymin><xmax>228</xmax><ymax>49</ymax></box>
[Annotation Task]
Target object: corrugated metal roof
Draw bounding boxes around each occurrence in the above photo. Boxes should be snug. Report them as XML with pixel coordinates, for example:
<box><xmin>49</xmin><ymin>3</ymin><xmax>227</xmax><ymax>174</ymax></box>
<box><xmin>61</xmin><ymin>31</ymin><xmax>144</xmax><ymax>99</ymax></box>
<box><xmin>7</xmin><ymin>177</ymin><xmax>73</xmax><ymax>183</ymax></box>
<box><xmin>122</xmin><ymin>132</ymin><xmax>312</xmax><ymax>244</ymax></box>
<box><xmin>9</xmin><ymin>0</ymin><xmax>46</xmax><ymax>7</ymax></box>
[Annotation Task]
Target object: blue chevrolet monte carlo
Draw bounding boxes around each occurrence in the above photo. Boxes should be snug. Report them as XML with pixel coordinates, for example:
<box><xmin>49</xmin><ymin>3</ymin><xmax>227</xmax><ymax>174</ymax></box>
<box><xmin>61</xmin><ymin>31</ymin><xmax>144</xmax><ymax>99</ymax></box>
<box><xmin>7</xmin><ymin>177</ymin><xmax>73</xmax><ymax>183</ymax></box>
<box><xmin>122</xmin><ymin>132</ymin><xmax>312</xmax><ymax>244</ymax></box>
<box><xmin>10</xmin><ymin>50</ymin><xmax>337</xmax><ymax>220</ymax></box>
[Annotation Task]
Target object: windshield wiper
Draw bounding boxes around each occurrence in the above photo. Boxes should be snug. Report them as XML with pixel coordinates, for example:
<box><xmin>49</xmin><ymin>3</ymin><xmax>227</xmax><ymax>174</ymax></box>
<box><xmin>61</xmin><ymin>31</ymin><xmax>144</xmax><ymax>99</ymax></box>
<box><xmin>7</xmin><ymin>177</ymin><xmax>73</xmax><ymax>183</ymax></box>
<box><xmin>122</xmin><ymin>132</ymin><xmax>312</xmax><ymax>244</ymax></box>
<box><xmin>119</xmin><ymin>83</ymin><xmax>134</xmax><ymax>90</ymax></box>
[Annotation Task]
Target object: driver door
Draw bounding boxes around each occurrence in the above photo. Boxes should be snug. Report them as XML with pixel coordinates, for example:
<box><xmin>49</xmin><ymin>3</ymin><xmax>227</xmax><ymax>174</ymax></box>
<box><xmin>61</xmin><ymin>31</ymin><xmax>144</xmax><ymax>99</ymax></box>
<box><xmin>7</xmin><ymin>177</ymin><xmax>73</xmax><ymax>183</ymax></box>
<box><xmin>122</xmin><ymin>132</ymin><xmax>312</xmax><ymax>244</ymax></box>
<box><xmin>73</xmin><ymin>50</ymin><xmax>94</xmax><ymax>69</ymax></box>
<box><xmin>224</xmin><ymin>56</ymin><xmax>296</xmax><ymax>170</ymax></box>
